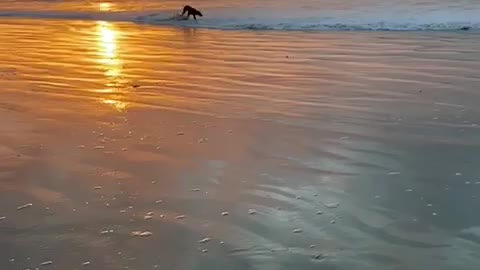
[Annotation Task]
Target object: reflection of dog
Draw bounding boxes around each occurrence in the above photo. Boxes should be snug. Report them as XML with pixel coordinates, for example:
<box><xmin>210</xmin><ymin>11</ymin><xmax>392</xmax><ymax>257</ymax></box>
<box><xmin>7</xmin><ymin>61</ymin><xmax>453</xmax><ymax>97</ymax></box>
<box><xmin>181</xmin><ymin>5</ymin><xmax>203</xmax><ymax>20</ymax></box>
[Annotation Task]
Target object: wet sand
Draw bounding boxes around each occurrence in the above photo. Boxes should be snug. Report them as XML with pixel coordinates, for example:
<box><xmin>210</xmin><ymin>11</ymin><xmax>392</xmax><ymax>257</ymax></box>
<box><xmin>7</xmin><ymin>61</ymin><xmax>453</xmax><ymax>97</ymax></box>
<box><xmin>1</xmin><ymin>19</ymin><xmax>480</xmax><ymax>269</ymax></box>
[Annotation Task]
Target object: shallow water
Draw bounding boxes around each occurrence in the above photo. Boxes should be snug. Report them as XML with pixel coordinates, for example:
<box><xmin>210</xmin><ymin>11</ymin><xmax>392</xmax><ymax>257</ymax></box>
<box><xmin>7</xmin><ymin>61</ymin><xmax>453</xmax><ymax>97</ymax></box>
<box><xmin>1</xmin><ymin>18</ymin><xmax>480</xmax><ymax>270</ymax></box>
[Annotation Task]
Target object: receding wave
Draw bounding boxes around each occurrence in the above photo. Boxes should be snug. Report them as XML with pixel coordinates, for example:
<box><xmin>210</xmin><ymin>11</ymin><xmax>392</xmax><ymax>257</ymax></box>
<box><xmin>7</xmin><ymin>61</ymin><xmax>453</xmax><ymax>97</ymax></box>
<box><xmin>0</xmin><ymin>10</ymin><xmax>478</xmax><ymax>31</ymax></box>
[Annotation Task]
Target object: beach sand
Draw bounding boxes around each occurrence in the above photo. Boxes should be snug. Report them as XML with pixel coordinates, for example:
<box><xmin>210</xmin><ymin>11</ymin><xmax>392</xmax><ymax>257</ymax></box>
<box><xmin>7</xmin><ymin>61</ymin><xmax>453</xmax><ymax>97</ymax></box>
<box><xmin>1</xmin><ymin>19</ymin><xmax>480</xmax><ymax>269</ymax></box>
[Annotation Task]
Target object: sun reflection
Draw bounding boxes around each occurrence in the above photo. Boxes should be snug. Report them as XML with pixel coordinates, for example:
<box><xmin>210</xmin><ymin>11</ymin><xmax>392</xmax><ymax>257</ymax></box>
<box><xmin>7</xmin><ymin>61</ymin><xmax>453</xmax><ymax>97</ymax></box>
<box><xmin>96</xmin><ymin>21</ymin><xmax>128</xmax><ymax>112</ymax></box>
<box><xmin>102</xmin><ymin>99</ymin><xmax>128</xmax><ymax>112</ymax></box>
<box><xmin>99</xmin><ymin>2</ymin><xmax>112</xmax><ymax>11</ymax></box>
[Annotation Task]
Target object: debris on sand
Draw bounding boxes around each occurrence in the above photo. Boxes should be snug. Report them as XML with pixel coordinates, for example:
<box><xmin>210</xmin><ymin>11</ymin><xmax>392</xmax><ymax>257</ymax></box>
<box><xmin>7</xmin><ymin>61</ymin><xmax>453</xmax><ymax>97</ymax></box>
<box><xmin>292</xmin><ymin>229</ymin><xmax>303</xmax><ymax>233</ymax></box>
<box><xmin>100</xmin><ymin>230</ymin><xmax>114</xmax><ymax>235</ymax></box>
<box><xmin>201</xmin><ymin>249</ymin><xmax>208</xmax><ymax>253</ymax></box>
<box><xmin>198</xmin><ymin>237</ymin><xmax>211</xmax><ymax>243</ymax></box>
<box><xmin>221</xmin><ymin>211</ymin><xmax>230</xmax><ymax>216</ymax></box>
<box><xmin>405</xmin><ymin>189</ymin><xmax>413</xmax><ymax>192</ymax></box>
<box><xmin>93</xmin><ymin>186</ymin><xmax>102</xmax><ymax>190</ymax></box>
<box><xmin>248</xmin><ymin>209</ymin><xmax>257</xmax><ymax>215</ymax></box>
<box><xmin>325</xmin><ymin>202</ymin><xmax>339</xmax><ymax>209</ymax></box>
<box><xmin>155</xmin><ymin>200</ymin><xmax>163</xmax><ymax>204</ymax></box>
<box><xmin>388</xmin><ymin>172</ymin><xmax>400</xmax><ymax>175</ymax></box>
<box><xmin>40</xmin><ymin>260</ymin><xmax>53</xmax><ymax>266</ymax></box>
<box><xmin>0</xmin><ymin>216</ymin><xmax>5</xmax><ymax>221</ymax></box>
<box><xmin>316</xmin><ymin>211</ymin><xmax>323</xmax><ymax>215</ymax></box>
<box><xmin>197</xmin><ymin>138</ymin><xmax>208</xmax><ymax>143</ymax></box>
<box><xmin>144</xmin><ymin>215</ymin><xmax>153</xmax><ymax>220</ymax></box>
<box><xmin>93</xmin><ymin>146</ymin><xmax>105</xmax><ymax>149</ymax></box>
<box><xmin>175</xmin><ymin>215</ymin><xmax>186</xmax><ymax>219</ymax></box>
<box><xmin>176</xmin><ymin>132</ymin><xmax>185</xmax><ymax>136</ymax></box>
<box><xmin>191</xmin><ymin>188</ymin><xmax>200</xmax><ymax>192</ymax></box>
<box><xmin>313</xmin><ymin>254</ymin><xmax>326</xmax><ymax>260</ymax></box>
<box><xmin>17</xmin><ymin>203</ymin><xmax>33</xmax><ymax>210</ymax></box>
<box><xmin>82</xmin><ymin>261</ymin><xmax>91</xmax><ymax>266</ymax></box>
<box><xmin>132</xmin><ymin>231</ymin><xmax>153</xmax><ymax>237</ymax></box>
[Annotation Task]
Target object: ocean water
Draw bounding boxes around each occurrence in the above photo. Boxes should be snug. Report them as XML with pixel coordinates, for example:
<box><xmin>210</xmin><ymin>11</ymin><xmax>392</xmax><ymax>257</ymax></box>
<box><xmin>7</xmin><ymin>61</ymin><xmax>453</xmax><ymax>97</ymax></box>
<box><xmin>0</xmin><ymin>0</ymin><xmax>479</xmax><ymax>30</ymax></box>
<box><xmin>0</xmin><ymin>1</ymin><xmax>480</xmax><ymax>270</ymax></box>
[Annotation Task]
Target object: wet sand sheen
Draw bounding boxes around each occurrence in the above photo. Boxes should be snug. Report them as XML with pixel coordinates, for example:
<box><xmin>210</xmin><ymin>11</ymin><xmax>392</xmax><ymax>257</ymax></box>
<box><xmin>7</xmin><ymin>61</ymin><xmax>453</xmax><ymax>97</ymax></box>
<box><xmin>1</xmin><ymin>19</ymin><xmax>480</xmax><ymax>270</ymax></box>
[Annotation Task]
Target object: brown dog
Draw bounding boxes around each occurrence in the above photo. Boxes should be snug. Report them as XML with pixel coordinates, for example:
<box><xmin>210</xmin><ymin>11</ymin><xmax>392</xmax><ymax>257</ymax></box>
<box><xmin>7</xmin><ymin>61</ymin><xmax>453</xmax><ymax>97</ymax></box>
<box><xmin>181</xmin><ymin>5</ymin><xmax>203</xmax><ymax>20</ymax></box>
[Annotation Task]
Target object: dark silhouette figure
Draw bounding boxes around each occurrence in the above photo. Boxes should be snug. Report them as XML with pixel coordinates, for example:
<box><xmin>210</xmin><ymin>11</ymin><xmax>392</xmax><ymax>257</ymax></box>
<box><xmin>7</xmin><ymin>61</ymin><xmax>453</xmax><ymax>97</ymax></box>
<box><xmin>181</xmin><ymin>5</ymin><xmax>203</xmax><ymax>20</ymax></box>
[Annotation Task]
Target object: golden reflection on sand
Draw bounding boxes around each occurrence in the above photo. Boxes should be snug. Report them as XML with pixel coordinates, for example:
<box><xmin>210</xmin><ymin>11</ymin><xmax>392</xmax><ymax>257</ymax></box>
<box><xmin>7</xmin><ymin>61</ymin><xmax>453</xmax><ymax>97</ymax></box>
<box><xmin>95</xmin><ymin>21</ymin><xmax>129</xmax><ymax>112</ymax></box>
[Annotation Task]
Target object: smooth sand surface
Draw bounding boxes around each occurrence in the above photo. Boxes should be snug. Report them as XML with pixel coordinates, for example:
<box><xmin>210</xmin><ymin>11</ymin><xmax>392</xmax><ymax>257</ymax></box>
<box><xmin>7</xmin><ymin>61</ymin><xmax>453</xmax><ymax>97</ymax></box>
<box><xmin>1</xmin><ymin>19</ymin><xmax>480</xmax><ymax>269</ymax></box>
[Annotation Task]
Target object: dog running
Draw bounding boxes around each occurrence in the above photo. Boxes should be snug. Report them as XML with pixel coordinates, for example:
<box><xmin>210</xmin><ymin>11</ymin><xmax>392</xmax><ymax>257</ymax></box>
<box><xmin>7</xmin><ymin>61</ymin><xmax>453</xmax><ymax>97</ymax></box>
<box><xmin>181</xmin><ymin>5</ymin><xmax>203</xmax><ymax>20</ymax></box>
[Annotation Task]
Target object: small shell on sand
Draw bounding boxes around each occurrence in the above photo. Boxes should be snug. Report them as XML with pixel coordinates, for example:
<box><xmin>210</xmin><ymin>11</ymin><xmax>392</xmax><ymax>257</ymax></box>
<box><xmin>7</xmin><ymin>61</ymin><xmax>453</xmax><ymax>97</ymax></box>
<box><xmin>175</xmin><ymin>215</ymin><xmax>186</xmax><ymax>219</ymax></box>
<box><xmin>248</xmin><ymin>209</ymin><xmax>257</xmax><ymax>215</ymax></box>
<box><xmin>132</xmin><ymin>231</ymin><xmax>153</xmax><ymax>237</ymax></box>
<box><xmin>155</xmin><ymin>200</ymin><xmax>163</xmax><ymax>204</ymax></box>
<box><xmin>40</xmin><ymin>261</ymin><xmax>53</xmax><ymax>266</ymax></box>
<box><xmin>0</xmin><ymin>216</ymin><xmax>5</xmax><ymax>221</ymax></box>
<box><xmin>93</xmin><ymin>186</ymin><xmax>102</xmax><ymax>190</ymax></box>
<box><xmin>388</xmin><ymin>172</ymin><xmax>401</xmax><ymax>175</ymax></box>
<box><xmin>201</xmin><ymin>249</ymin><xmax>208</xmax><ymax>253</ymax></box>
<box><xmin>325</xmin><ymin>203</ymin><xmax>339</xmax><ymax>209</ymax></box>
<box><xmin>191</xmin><ymin>188</ymin><xmax>200</xmax><ymax>192</ymax></box>
<box><xmin>100</xmin><ymin>230</ymin><xmax>114</xmax><ymax>234</ymax></box>
<box><xmin>147</xmin><ymin>211</ymin><xmax>154</xmax><ymax>215</ymax></box>
<box><xmin>405</xmin><ymin>189</ymin><xmax>413</xmax><ymax>192</ymax></box>
<box><xmin>221</xmin><ymin>212</ymin><xmax>230</xmax><ymax>216</ymax></box>
<box><xmin>17</xmin><ymin>203</ymin><xmax>33</xmax><ymax>210</ymax></box>
<box><xmin>120</xmin><ymin>210</ymin><xmax>127</xmax><ymax>213</ymax></box>
<box><xmin>82</xmin><ymin>261</ymin><xmax>91</xmax><ymax>266</ymax></box>
<box><xmin>144</xmin><ymin>215</ymin><xmax>153</xmax><ymax>220</ymax></box>
<box><xmin>198</xmin><ymin>237</ymin><xmax>211</xmax><ymax>243</ymax></box>
<box><xmin>309</xmin><ymin>244</ymin><xmax>316</xmax><ymax>248</ymax></box>
<box><xmin>316</xmin><ymin>211</ymin><xmax>323</xmax><ymax>215</ymax></box>
<box><xmin>220</xmin><ymin>241</ymin><xmax>225</xmax><ymax>244</ymax></box>
<box><xmin>93</xmin><ymin>146</ymin><xmax>105</xmax><ymax>149</ymax></box>
<box><xmin>292</xmin><ymin>229</ymin><xmax>303</xmax><ymax>233</ymax></box>
<box><xmin>330</xmin><ymin>220</ymin><xmax>336</xmax><ymax>224</ymax></box>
